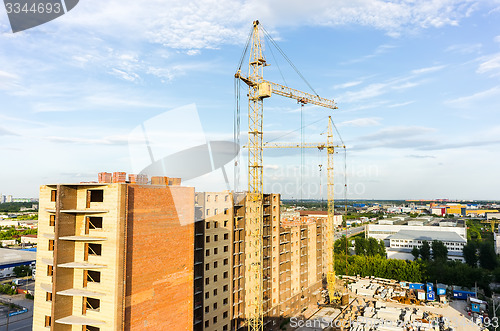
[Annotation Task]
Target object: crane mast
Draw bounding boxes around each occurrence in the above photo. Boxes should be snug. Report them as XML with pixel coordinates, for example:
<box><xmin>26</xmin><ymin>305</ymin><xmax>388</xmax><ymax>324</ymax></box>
<box><xmin>242</xmin><ymin>20</ymin><xmax>266</xmax><ymax>331</ymax></box>
<box><xmin>235</xmin><ymin>20</ymin><xmax>338</xmax><ymax>330</ymax></box>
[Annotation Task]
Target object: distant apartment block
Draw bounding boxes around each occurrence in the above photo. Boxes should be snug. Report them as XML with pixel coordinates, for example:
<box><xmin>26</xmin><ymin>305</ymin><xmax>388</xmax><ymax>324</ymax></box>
<box><xmin>195</xmin><ymin>192</ymin><xmax>328</xmax><ymax>331</ymax></box>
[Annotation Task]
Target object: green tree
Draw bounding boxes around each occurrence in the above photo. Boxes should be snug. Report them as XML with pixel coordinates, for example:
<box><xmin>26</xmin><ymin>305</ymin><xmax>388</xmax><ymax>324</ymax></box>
<box><xmin>431</xmin><ymin>240</ymin><xmax>448</xmax><ymax>261</ymax></box>
<box><xmin>479</xmin><ymin>242</ymin><xmax>498</xmax><ymax>270</ymax></box>
<box><xmin>13</xmin><ymin>265</ymin><xmax>31</xmax><ymax>277</ymax></box>
<box><xmin>334</xmin><ymin>236</ymin><xmax>351</xmax><ymax>255</ymax></box>
<box><xmin>354</xmin><ymin>237</ymin><xmax>367</xmax><ymax>256</ymax></box>
<box><xmin>493</xmin><ymin>267</ymin><xmax>500</xmax><ymax>283</ymax></box>
<box><xmin>411</xmin><ymin>246</ymin><xmax>420</xmax><ymax>260</ymax></box>
<box><xmin>420</xmin><ymin>241</ymin><xmax>431</xmax><ymax>261</ymax></box>
<box><xmin>378</xmin><ymin>240</ymin><xmax>387</xmax><ymax>258</ymax></box>
<box><xmin>463</xmin><ymin>242</ymin><xmax>478</xmax><ymax>267</ymax></box>
<box><xmin>334</xmin><ymin>255</ymin><xmax>423</xmax><ymax>282</ymax></box>
<box><xmin>366</xmin><ymin>238</ymin><xmax>380</xmax><ymax>256</ymax></box>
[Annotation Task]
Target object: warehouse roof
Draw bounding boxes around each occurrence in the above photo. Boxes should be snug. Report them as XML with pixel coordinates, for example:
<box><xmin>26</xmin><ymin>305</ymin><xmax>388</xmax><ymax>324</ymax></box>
<box><xmin>0</xmin><ymin>248</ymin><xmax>36</xmax><ymax>268</ymax></box>
<box><xmin>387</xmin><ymin>230</ymin><xmax>466</xmax><ymax>243</ymax></box>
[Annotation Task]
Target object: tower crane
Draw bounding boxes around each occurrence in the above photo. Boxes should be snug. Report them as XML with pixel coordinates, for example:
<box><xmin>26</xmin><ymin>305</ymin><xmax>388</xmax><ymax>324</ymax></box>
<box><xmin>235</xmin><ymin>20</ymin><xmax>338</xmax><ymax>331</ymax></box>
<box><xmin>262</xmin><ymin>116</ymin><xmax>345</xmax><ymax>304</ymax></box>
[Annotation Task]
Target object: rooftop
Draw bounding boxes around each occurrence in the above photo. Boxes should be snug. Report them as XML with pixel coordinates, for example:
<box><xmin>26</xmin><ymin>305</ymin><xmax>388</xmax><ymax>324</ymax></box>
<box><xmin>387</xmin><ymin>230</ymin><xmax>466</xmax><ymax>243</ymax></box>
<box><xmin>0</xmin><ymin>248</ymin><xmax>36</xmax><ymax>267</ymax></box>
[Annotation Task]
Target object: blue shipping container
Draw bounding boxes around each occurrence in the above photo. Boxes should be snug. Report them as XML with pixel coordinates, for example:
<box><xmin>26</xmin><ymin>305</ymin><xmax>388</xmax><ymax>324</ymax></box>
<box><xmin>409</xmin><ymin>283</ymin><xmax>424</xmax><ymax>290</ymax></box>
<box><xmin>452</xmin><ymin>290</ymin><xmax>476</xmax><ymax>300</ymax></box>
<box><xmin>427</xmin><ymin>291</ymin><xmax>435</xmax><ymax>301</ymax></box>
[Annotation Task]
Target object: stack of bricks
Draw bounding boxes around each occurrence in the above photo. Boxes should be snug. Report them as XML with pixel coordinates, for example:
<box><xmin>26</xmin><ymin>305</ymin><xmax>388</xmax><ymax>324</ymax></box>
<box><xmin>169</xmin><ymin>178</ymin><xmax>182</xmax><ymax>186</ymax></box>
<box><xmin>151</xmin><ymin>176</ymin><xmax>169</xmax><ymax>185</ymax></box>
<box><xmin>128</xmin><ymin>174</ymin><xmax>148</xmax><ymax>184</ymax></box>
<box><xmin>98</xmin><ymin>172</ymin><xmax>112</xmax><ymax>183</ymax></box>
<box><xmin>112</xmin><ymin>172</ymin><xmax>127</xmax><ymax>183</ymax></box>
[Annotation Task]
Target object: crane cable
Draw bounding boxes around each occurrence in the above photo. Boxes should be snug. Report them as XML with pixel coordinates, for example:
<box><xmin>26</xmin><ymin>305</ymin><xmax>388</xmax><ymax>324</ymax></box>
<box><xmin>329</xmin><ymin>120</ymin><xmax>349</xmax><ymax>276</ymax></box>
<box><xmin>261</xmin><ymin>26</ymin><xmax>320</xmax><ymax>97</ymax></box>
<box><xmin>300</xmin><ymin>103</ymin><xmax>304</xmax><ymax>201</ymax></box>
<box><xmin>264</xmin><ymin>33</ymin><xmax>288</xmax><ymax>87</ymax></box>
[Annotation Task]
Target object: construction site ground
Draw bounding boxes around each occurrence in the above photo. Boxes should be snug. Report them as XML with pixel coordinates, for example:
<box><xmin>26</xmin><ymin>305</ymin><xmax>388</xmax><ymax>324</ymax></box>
<box><xmin>287</xmin><ymin>279</ymin><xmax>481</xmax><ymax>331</ymax></box>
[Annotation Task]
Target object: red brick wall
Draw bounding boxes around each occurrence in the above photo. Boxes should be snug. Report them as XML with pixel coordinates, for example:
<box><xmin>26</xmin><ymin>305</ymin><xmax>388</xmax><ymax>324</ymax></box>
<box><xmin>125</xmin><ymin>185</ymin><xmax>195</xmax><ymax>330</ymax></box>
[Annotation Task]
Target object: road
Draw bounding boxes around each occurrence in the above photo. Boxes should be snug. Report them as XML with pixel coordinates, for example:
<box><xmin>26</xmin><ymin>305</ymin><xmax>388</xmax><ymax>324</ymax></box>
<box><xmin>334</xmin><ymin>225</ymin><xmax>365</xmax><ymax>240</ymax></box>
<box><xmin>0</xmin><ymin>293</ymin><xmax>33</xmax><ymax>331</ymax></box>
<box><xmin>0</xmin><ymin>316</ymin><xmax>32</xmax><ymax>331</ymax></box>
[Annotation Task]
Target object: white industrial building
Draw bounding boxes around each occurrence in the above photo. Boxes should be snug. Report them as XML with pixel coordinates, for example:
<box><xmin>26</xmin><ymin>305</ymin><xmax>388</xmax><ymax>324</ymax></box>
<box><xmin>0</xmin><ymin>248</ymin><xmax>36</xmax><ymax>278</ymax></box>
<box><xmin>367</xmin><ymin>218</ymin><xmax>467</xmax><ymax>261</ymax></box>
<box><xmin>386</xmin><ymin>230</ymin><xmax>466</xmax><ymax>261</ymax></box>
<box><xmin>367</xmin><ymin>223</ymin><xmax>466</xmax><ymax>242</ymax></box>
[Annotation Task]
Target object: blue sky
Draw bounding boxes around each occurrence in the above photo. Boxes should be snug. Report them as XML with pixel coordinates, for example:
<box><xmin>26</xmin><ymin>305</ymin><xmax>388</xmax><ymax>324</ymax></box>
<box><xmin>1</xmin><ymin>0</ymin><xmax>500</xmax><ymax>200</ymax></box>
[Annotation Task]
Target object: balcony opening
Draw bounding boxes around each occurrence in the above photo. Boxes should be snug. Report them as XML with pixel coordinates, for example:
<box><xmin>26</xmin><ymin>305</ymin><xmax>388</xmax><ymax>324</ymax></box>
<box><xmin>85</xmin><ymin>326</ymin><xmax>100</xmax><ymax>331</ymax></box>
<box><xmin>86</xmin><ymin>189</ymin><xmax>104</xmax><ymax>207</ymax></box>
<box><xmin>84</xmin><ymin>270</ymin><xmax>101</xmax><ymax>287</ymax></box>
<box><xmin>85</xmin><ymin>217</ymin><xmax>103</xmax><ymax>234</ymax></box>
<box><xmin>83</xmin><ymin>297</ymin><xmax>100</xmax><ymax>314</ymax></box>
<box><xmin>85</xmin><ymin>243</ymin><xmax>102</xmax><ymax>261</ymax></box>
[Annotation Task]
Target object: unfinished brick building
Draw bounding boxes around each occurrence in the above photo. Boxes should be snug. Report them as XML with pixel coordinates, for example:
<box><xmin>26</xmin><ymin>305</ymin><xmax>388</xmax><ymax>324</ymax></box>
<box><xmin>34</xmin><ymin>174</ymin><xmax>333</xmax><ymax>331</ymax></box>
<box><xmin>195</xmin><ymin>192</ymin><xmax>332</xmax><ymax>331</ymax></box>
<box><xmin>33</xmin><ymin>176</ymin><xmax>195</xmax><ymax>331</ymax></box>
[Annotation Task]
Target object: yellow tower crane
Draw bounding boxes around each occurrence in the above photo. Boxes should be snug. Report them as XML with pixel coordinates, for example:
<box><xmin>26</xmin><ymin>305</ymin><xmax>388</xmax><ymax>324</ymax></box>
<box><xmin>235</xmin><ymin>20</ymin><xmax>338</xmax><ymax>331</ymax></box>
<box><xmin>262</xmin><ymin>116</ymin><xmax>345</xmax><ymax>304</ymax></box>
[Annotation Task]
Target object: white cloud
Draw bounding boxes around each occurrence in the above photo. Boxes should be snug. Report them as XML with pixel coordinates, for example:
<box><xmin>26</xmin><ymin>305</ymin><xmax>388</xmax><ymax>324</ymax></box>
<box><xmin>342</xmin><ymin>44</ymin><xmax>397</xmax><ymax>64</ymax></box>
<box><xmin>334</xmin><ymin>80</ymin><xmax>363</xmax><ymax>89</ymax></box>
<box><xmin>406</xmin><ymin>154</ymin><xmax>436</xmax><ymax>159</ymax></box>
<box><xmin>0</xmin><ymin>126</ymin><xmax>18</xmax><ymax>136</ymax></box>
<box><xmin>110</xmin><ymin>68</ymin><xmax>141</xmax><ymax>82</ymax></box>
<box><xmin>339</xmin><ymin>83</ymin><xmax>388</xmax><ymax>103</ymax></box>
<box><xmin>359</xmin><ymin>126</ymin><xmax>436</xmax><ymax>141</ymax></box>
<box><xmin>477</xmin><ymin>53</ymin><xmax>500</xmax><ymax>75</ymax></box>
<box><xmin>392</xmin><ymin>81</ymin><xmax>421</xmax><ymax>90</ymax></box>
<box><xmin>51</xmin><ymin>0</ymin><xmax>482</xmax><ymax>51</ymax></box>
<box><xmin>338</xmin><ymin>117</ymin><xmax>381</xmax><ymax>127</ymax></box>
<box><xmin>411</xmin><ymin>65</ymin><xmax>446</xmax><ymax>75</ymax></box>
<box><xmin>44</xmin><ymin>134</ymin><xmax>133</xmax><ymax>146</ymax></box>
<box><xmin>388</xmin><ymin>101</ymin><xmax>415</xmax><ymax>108</ymax></box>
<box><xmin>495</xmin><ymin>36</ymin><xmax>500</xmax><ymax>43</ymax></box>
<box><xmin>0</xmin><ymin>69</ymin><xmax>21</xmax><ymax>91</ymax></box>
<box><xmin>445</xmin><ymin>43</ymin><xmax>482</xmax><ymax>54</ymax></box>
<box><xmin>445</xmin><ymin>86</ymin><xmax>500</xmax><ymax>106</ymax></box>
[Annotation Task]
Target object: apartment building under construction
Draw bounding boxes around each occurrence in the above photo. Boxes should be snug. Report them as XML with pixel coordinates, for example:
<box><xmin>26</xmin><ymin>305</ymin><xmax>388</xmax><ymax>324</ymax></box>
<box><xmin>193</xmin><ymin>191</ymin><xmax>333</xmax><ymax>331</ymax></box>
<box><xmin>33</xmin><ymin>173</ymin><xmax>334</xmax><ymax>330</ymax></box>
